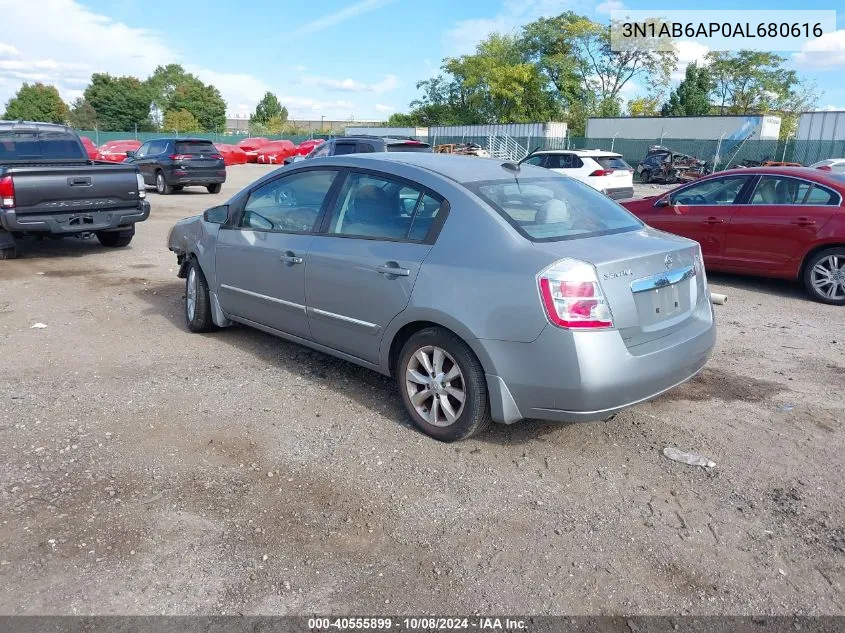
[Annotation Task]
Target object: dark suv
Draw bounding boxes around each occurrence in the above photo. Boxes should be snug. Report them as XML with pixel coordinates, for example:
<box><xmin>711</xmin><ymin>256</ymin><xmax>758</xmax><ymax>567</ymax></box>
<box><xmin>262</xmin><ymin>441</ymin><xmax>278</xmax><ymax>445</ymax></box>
<box><xmin>125</xmin><ymin>138</ymin><xmax>226</xmax><ymax>195</ymax></box>
<box><xmin>287</xmin><ymin>136</ymin><xmax>432</xmax><ymax>164</ymax></box>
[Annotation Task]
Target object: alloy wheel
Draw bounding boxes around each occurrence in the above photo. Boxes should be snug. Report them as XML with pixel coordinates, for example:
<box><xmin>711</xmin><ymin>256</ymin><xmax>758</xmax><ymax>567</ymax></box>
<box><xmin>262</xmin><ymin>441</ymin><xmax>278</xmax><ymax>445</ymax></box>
<box><xmin>186</xmin><ymin>267</ymin><xmax>197</xmax><ymax>321</ymax></box>
<box><xmin>405</xmin><ymin>345</ymin><xmax>466</xmax><ymax>427</ymax></box>
<box><xmin>810</xmin><ymin>254</ymin><xmax>845</xmax><ymax>301</ymax></box>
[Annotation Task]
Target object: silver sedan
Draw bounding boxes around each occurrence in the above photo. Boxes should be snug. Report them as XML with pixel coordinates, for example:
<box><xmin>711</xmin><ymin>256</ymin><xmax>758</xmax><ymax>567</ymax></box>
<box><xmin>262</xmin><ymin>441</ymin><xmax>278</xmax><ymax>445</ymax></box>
<box><xmin>168</xmin><ymin>153</ymin><xmax>716</xmax><ymax>441</ymax></box>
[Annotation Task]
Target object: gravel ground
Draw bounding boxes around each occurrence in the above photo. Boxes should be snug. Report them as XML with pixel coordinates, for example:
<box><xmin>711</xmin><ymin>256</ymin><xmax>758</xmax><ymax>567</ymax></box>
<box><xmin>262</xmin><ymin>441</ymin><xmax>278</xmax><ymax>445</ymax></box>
<box><xmin>0</xmin><ymin>164</ymin><xmax>843</xmax><ymax>615</ymax></box>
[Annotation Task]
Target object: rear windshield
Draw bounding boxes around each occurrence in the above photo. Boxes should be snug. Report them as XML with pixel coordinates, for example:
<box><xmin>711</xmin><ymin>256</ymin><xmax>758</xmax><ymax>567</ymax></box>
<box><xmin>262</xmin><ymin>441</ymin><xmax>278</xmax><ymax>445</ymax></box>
<box><xmin>386</xmin><ymin>142</ymin><xmax>433</xmax><ymax>153</ymax></box>
<box><xmin>595</xmin><ymin>155</ymin><xmax>632</xmax><ymax>170</ymax></box>
<box><xmin>175</xmin><ymin>142</ymin><xmax>216</xmax><ymax>155</ymax></box>
<box><xmin>468</xmin><ymin>177</ymin><xmax>642</xmax><ymax>242</ymax></box>
<box><xmin>0</xmin><ymin>130</ymin><xmax>85</xmax><ymax>161</ymax></box>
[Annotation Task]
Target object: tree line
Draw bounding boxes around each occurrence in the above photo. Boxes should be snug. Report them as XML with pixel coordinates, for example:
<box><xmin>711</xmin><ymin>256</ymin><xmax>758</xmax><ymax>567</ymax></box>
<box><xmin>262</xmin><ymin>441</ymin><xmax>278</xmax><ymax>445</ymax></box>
<box><xmin>1</xmin><ymin>64</ymin><xmax>293</xmax><ymax>135</ymax></box>
<box><xmin>387</xmin><ymin>12</ymin><xmax>817</xmax><ymax>139</ymax></box>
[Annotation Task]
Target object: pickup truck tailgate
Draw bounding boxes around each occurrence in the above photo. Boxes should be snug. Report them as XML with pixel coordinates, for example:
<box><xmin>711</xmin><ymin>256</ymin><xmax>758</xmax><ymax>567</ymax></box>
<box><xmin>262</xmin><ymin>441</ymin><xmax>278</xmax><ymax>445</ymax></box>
<box><xmin>11</xmin><ymin>163</ymin><xmax>141</xmax><ymax>216</ymax></box>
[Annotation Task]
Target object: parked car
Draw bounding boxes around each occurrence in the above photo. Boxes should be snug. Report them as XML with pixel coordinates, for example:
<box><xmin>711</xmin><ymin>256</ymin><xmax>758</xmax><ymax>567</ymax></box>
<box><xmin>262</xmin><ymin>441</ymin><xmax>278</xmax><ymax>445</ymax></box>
<box><xmin>304</xmin><ymin>136</ymin><xmax>433</xmax><ymax>160</ymax></box>
<box><xmin>80</xmin><ymin>136</ymin><xmax>100</xmax><ymax>160</ymax></box>
<box><xmin>295</xmin><ymin>139</ymin><xmax>324</xmax><ymax>156</ymax></box>
<box><xmin>214</xmin><ymin>143</ymin><xmax>248</xmax><ymax>166</ymax></box>
<box><xmin>810</xmin><ymin>158</ymin><xmax>845</xmax><ymax>173</ymax></box>
<box><xmin>237</xmin><ymin>137</ymin><xmax>270</xmax><ymax>163</ymax></box>
<box><xmin>0</xmin><ymin>121</ymin><xmax>149</xmax><ymax>259</ymax></box>
<box><xmin>98</xmin><ymin>139</ymin><xmax>141</xmax><ymax>163</ymax></box>
<box><xmin>124</xmin><ymin>138</ymin><xmax>226</xmax><ymax>195</ymax></box>
<box><xmin>635</xmin><ymin>146</ymin><xmax>710</xmax><ymax>184</ymax></box>
<box><xmin>168</xmin><ymin>153</ymin><xmax>715</xmax><ymax>441</ymax></box>
<box><xmin>255</xmin><ymin>140</ymin><xmax>297</xmax><ymax>164</ymax></box>
<box><xmin>520</xmin><ymin>149</ymin><xmax>634</xmax><ymax>199</ymax></box>
<box><xmin>620</xmin><ymin>167</ymin><xmax>845</xmax><ymax>305</ymax></box>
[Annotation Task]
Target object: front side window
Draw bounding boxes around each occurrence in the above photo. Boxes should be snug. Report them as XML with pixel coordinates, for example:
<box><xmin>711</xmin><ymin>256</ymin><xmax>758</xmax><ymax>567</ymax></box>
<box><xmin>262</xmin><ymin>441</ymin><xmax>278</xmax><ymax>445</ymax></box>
<box><xmin>135</xmin><ymin>142</ymin><xmax>150</xmax><ymax>158</ymax></box>
<box><xmin>327</xmin><ymin>172</ymin><xmax>436</xmax><ymax>241</ymax></box>
<box><xmin>239</xmin><ymin>170</ymin><xmax>338</xmax><ymax>233</ymax></box>
<box><xmin>469</xmin><ymin>177</ymin><xmax>641</xmax><ymax>242</ymax></box>
<box><xmin>523</xmin><ymin>155</ymin><xmax>545</xmax><ymax>167</ymax></box>
<box><xmin>310</xmin><ymin>143</ymin><xmax>331</xmax><ymax>158</ymax></box>
<box><xmin>671</xmin><ymin>176</ymin><xmax>749</xmax><ymax>206</ymax></box>
<box><xmin>544</xmin><ymin>154</ymin><xmax>571</xmax><ymax>169</ymax></box>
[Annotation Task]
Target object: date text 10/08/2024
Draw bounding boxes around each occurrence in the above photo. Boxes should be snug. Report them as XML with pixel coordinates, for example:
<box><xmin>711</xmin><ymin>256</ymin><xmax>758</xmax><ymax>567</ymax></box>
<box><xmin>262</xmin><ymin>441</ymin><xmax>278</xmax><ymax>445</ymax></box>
<box><xmin>307</xmin><ymin>618</ymin><xmax>528</xmax><ymax>631</ymax></box>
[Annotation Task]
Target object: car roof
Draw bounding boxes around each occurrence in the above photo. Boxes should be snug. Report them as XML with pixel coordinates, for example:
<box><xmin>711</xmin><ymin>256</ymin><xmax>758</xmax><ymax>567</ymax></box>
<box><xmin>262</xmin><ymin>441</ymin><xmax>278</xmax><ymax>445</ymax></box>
<box><xmin>532</xmin><ymin>149</ymin><xmax>621</xmax><ymax>157</ymax></box>
<box><xmin>0</xmin><ymin>121</ymin><xmax>74</xmax><ymax>133</ymax></box>
<box><xmin>312</xmin><ymin>152</ymin><xmax>548</xmax><ymax>184</ymax></box>
<box><xmin>693</xmin><ymin>166</ymin><xmax>845</xmax><ymax>188</ymax></box>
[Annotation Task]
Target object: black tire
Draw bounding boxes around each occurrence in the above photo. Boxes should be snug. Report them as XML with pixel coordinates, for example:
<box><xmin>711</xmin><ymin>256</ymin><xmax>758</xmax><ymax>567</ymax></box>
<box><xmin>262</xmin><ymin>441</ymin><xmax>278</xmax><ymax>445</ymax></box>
<box><xmin>640</xmin><ymin>169</ymin><xmax>651</xmax><ymax>184</ymax></box>
<box><xmin>0</xmin><ymin>246</ymin><xmax>16</xmax><ymax>260</ymax></box>
<box><xmin>396</xmin><ymin>327</ymin><xmax>491</xmax><ymax>442</ymax></box>
<box><xmin>155</xmin><ymin>171</ymin><xmax>172</xmax><ymax>195</ymax></box>
<box><xmin>207</xmin><ymin>183</ymin><xmax>222</xmax><ymax>194</ymax></box>
<box><xmin>185</xmin><ymin>259</ymin><xmax>216</xmax><ymax>333</ymax></box>
<box><xmin>802</xmin><ymin>247</ymin><xmax>845</xmax><ymax>305</ymax></box>
<box><xmin>96</xmin><ymin>231</ymin><xmax>133</xmax><ymax>248</ymax></box>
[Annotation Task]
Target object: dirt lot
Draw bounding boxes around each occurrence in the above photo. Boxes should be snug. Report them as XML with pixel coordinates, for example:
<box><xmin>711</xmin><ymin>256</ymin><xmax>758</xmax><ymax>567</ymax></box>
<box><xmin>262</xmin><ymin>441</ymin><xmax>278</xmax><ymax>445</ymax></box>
<box><xmin>0</xmin><ymin>165</ymin><xmax>843</xmax><ymax>615</ymax></box>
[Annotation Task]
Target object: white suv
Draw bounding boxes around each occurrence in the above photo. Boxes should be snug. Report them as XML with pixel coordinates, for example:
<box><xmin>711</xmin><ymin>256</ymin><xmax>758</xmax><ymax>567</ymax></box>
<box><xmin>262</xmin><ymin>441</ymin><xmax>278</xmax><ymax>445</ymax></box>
<box><xmin>521</xmin><ymin>149</ymin><xmax>635</xmax><ymax>200</ymax></box>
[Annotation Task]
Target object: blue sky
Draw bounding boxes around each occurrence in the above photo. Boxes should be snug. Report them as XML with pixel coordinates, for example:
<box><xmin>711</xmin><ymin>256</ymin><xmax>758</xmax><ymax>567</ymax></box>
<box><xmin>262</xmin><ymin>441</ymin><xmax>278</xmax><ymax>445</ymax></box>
<box><xmin>0</xmin><ymin>0</ymin><xmax>844</xmax><ymax>122</ymax></box>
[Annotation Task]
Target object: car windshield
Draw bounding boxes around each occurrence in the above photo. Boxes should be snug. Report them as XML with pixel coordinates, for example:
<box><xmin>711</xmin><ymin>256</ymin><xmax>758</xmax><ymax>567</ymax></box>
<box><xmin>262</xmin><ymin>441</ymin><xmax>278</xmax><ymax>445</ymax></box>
<box><xmin>0</xmin><ymin>130</ymin><xmax>85</xmax><ymax>161</ymax></box>
<box><xmin>175</xmin><ymin>142</ymin><xmax>216</xmax><ymax>155</ymax></box>
<box><xmin>468</xmin><ymin>177</ymin><xmax>642</xmax><ymax>242</ymax></box>
<box><xmin>595</xmin><ymin>155</ymin><xmax>631</xmax><ymax>170</ymax></box>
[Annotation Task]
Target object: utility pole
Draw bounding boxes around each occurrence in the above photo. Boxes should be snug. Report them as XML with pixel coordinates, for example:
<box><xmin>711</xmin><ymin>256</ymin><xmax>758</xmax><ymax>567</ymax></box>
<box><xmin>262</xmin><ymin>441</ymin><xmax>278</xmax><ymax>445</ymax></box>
<box><xmin>134</xmin><ymin>123</ymin><xmax>138</xmax><ymax>139</ymax></box>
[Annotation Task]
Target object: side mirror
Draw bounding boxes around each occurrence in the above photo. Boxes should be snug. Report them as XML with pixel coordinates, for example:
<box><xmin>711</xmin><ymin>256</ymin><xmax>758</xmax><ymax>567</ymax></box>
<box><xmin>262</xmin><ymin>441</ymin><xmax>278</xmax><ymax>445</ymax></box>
<box><xmin>125</xmin><ymin>150</ymin><xmax>136</xmax><ymax>158</ymax></box>
<box><xmin>654</xmin><ymin>196</ymin><xmax>670</xmax><ymax>208</ymax></box>
<box><xmin>203</xmin><ymin>205</ymin><xmax>229</xmax><ymax>224</ymax></box>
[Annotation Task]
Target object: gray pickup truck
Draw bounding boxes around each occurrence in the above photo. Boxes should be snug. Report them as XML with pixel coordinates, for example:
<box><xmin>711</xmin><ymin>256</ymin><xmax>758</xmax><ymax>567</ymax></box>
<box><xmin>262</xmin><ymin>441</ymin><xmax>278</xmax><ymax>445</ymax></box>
<box><xmin>0</xmin><ymin>121</ymin><xmax>150</xmax><ymax>259</ymax></box>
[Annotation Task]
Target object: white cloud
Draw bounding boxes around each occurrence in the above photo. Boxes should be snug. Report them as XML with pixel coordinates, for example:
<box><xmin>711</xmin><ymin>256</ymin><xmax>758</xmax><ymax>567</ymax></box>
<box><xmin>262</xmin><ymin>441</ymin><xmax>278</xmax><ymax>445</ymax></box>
<box><xmin>442</xmin><ymin>0</ymin><xmax>573</xmax><ymax>57</ymax></box>
<box><xmin>289</xmin><ymin>65</ymin><xmax>308</xmax><ymax>73</ymax></box>
<box><xmin>293</xmin><ymin>0</ymin><xmax>395</xmax><ymax>35</ymax></box>
<box><xmin>0</xmin><ymin>43</ymin><xmax>20</xmax><ymax>58</ymax></box>
<box><xmin>793</xmin><ymin>30</ymin><xmax>845</xmax><ymax>69</ymax></box>
<box><xmin>822</xmin><ymin>104</ymin><xmax>845</xmax><ymax>111</ymax></box>
<box><xmin>670</xmin><ymin>40</ymin><xmax>710</xmax><ymax>82</ymax></box>
<box><xmin>374</xmin><ymin>103</ymin><xmax>395</xmax><ymax>113</ymax></box>
<box><xmin>596</xmin><ymin>0</ymin><xmax>625</xmax><ymax>16</ymax></box>
<box><xmin>299</xmin><ymin>73</ymin><xmax>399</xmax><ymax>94</ymax></box>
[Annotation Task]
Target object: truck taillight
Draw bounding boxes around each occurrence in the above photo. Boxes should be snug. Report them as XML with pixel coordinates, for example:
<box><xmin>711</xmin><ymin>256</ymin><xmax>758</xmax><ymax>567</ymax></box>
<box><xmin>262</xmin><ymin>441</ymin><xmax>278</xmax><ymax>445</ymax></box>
<box><xmin>538</xmin><ymin>259</ymin><xmax>613</xmax><ymax>329</ymax></box>
<box><xmin>0</xmin><ymin>175</ymin><xmax>14</xmax><ymax>209</ymax></box>
<box><xmin>589</xmin><ymin>169</ymin><xmax>613</xmax><ymax>176</ymax></box>
<box><xmin>135</xmin><ymin>172</ymin><xmax>146</xmax><ymax>199</ymax></box>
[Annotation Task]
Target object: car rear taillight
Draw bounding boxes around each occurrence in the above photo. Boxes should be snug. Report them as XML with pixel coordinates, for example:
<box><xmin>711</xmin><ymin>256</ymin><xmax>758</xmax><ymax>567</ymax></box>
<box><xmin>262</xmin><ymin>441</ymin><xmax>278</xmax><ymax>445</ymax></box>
<box><xmin>0</xmin><ymin>175</ymin><xmax>14</xmax><ymax>209</ymax></box>
<box><xmin>135</xmin><ymin>172</ymin><xmax>145</xmax><ymax>199</ymax></box>
<box><xmin>169</xmin><ymin>154</ymin><xmax>192</xmax><ymax>160</ymax></box>
<box><xmin>210</xmin><ymin>153</ymin><xmax>223</xmax><ymax>160</ymax></box>
<box><xmin>589</xmin><ymin>169</ymin><xmax>614</xmax><ymax>176</ymax></box>
<box><xmin>538</xmin><ymin>259</ymin><xmax>613</xmax><ymax>329</ymax></box>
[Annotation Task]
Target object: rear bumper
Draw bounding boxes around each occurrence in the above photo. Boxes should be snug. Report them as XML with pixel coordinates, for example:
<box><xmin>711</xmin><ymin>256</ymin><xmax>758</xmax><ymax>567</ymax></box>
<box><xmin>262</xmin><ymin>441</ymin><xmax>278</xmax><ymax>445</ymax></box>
<box><xmin>166</xmin><ymin>175</ymin><xmax>226</xmax><ymax>186</ymax></box>
<box><xmin>480</xmin><ymin>308</ymin><xmax>716</xmax><ymax>424</ymax></box>
<box><xmin>0</xmin><ymin>200</ymin><xmax>150</xmax><ymax>235</ymax></box>
<box><xmin>605</xmin><ymin>187</ymin><xmax>635</xmax><ymax>200</ymax></box>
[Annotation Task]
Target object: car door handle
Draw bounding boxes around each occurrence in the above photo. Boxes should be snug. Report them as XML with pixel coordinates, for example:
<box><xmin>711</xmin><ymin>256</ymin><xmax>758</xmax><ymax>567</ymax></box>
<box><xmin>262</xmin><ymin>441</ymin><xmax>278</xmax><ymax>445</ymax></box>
<box><xmin>703</xmin><ymin>217</ymin><xmax>725</xmax><ymax>225</ymax></box>
<box><xmin>376</xmin><ymin>264</ymin><xmax>410</xmax><ymax>277</ymax></box>
<box><xmin>790</xmin><ymin>217</ymin><xmax>816</xmax><ymax>226</ymax></box>
<box><xmin>281</xmin><ymin>251</ymin><xmax>303</xmax><ymax>265</ymax></box>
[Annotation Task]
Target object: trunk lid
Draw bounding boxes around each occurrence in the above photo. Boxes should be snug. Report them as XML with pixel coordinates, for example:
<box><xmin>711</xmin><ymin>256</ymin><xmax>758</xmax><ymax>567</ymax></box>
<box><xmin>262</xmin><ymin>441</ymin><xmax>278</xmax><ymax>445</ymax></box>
<box><xmin>532</xmin><ymin>227</ymin><xmax>707</xmax><ymax>347</ymax></box>
<box><xmin>8</xmin><ymin>163</ymin><xmax>142</xmax><ymax>216</ymax></box>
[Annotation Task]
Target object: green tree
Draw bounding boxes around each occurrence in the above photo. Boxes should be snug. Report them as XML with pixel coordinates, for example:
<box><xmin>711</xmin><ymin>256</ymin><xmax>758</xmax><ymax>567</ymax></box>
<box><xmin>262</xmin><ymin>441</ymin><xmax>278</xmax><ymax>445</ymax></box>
<box><xmin>162</xmin><ymin>109</ymin><xmax>200</xmax><ymax>133</ymax></box>
<box><xmin>707</xmin><ymin>51</ymin><xmax>800</xmax><ymax>115</ymax></box>
<box><xmin>3</xmin><ymin>83</ymin><xmax>68</xmax><ymax>123</ymax></box>
<box><xmin>145</xmin><ymin>64</ymin><xmax>227</xmax><ymax>132</ymax></box>
<box><xmin>68</xmin><ymin>98</ymin><xmax>99</xmax><ymax>129</ymax></box>
<box><xmin>252</xmin><ymin>92</ymin><xmax>287</xmax><ymax>125</ymax></box>
<box><xmin>661</xmin><ymin>62</ymin><xmax>712</xmax><ymax>116</ymax></box>
<box><xmin>627</xmin><ymin>96</ymin><xmax>661</xmax><ymax>117</ymax></box>
<box><xmin>84</xmin><ymin>73</ymin><xmax>153</xmax><ymax>131</ymax></box>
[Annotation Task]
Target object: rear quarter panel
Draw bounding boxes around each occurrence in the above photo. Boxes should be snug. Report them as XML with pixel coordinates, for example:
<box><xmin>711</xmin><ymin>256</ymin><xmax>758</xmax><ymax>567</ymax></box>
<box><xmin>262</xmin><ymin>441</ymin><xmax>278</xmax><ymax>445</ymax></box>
<box><xmin>794</xmin><ymin>207</ymin><xmax>845</xmax><ymax>278</ymax></box>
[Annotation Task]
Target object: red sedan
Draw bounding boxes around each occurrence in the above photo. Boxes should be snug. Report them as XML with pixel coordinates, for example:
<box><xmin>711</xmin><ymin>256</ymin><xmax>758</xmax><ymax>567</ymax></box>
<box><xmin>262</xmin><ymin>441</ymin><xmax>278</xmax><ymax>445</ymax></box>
<box><xmin>98</xmin><ymin>139</ymin><xmax>142</xmax><ymax>163</ymax></box>
<box><xmin>620</xmin><ymin>167</ymin><xmax>845</xmax><ymax>305</ymax></box>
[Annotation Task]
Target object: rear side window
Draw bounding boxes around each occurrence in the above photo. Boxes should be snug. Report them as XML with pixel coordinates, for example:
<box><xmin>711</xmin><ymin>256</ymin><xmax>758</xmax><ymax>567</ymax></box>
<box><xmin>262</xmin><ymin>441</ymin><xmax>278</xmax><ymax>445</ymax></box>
<box><xmin>357</xmin><ymin>143</ymin><xmax>376</xmax><ymax>153</ymax></box>
<box><xmin>386</xmin><ymin>142</ymin><xmax>432</xmax><ymax>153</ymax></box>
<box><xmin>333</xmin><ymin>143</ymin><xmax>357</xmax><ymax>156</ymax></box>
<box><xmin>544</xmin><ymin>154</ymin><xmax>571</xmax><ymax>169</ymax></box>
<box><xmin>749</xmin><ymin>176</ymin><xmax>838</xmax><ymax>206</ymax></box>
<box><xmin>175</xmin><ymin>141</ymin><xmax>215</xmax><ymax>155</ymax></box>
<box><xmin>468</xmin><ymin>177</ymin><xmax>641</xmax><ymax>242</ymax></box>
<box><xmin>0</xmin><ymin>130</ymin><xmax>85</xmax><ymax>160</ymax></box>
<box><xmin>595</xmin><ymin>156</ymin><xmax>631</xmax><ymax>170</ymax></box>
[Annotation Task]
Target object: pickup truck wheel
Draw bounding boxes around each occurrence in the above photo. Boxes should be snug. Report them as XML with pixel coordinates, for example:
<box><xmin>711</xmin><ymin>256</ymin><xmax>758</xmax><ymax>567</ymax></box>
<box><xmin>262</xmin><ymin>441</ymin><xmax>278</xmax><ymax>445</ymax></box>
<box><xmin>0</xmin><ymin>246</ymin><xmax>16</xmax><ymax>260</ymax></box>
<box><xmin>156</xmin><ymin>172</ymin><xmax>172</xmax><ymax>195</ymax></box>
<box><xmin>96</xmin><ymin>232</ymin><xmax>133</xmax><ymax>248</ymax></box>
<box><xmin>207</xmin><ymin>183</ymin><xmax>222</xmax><ymax>194</ymax></box>
<box><xmin>185</xmin><ymin>259</ymin><xmax>216</xmax><ymax>333</ymax></box>
<box><xmin>803</xmin><ymin>247</ymin><xmax>845</xmax><ymax>305</ymax></box>
<box><xmin>397</xmin><ymin>327</ymin><xmax>491</xmax><ymax>442</ymax></box>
